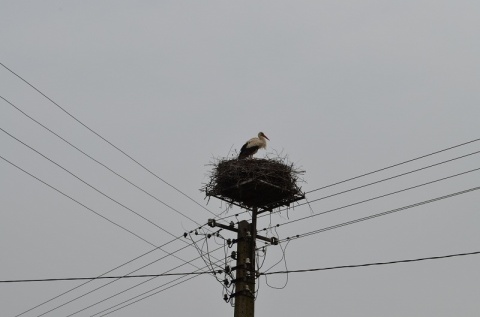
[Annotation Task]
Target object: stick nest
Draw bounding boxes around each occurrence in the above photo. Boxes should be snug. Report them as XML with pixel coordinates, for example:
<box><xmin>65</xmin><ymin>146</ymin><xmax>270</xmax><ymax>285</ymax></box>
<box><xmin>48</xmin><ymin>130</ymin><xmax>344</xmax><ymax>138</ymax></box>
<box><xmin>202</xmin><ymin>156</ymin><xmax>305</xmax><ymax>210</ymax></box>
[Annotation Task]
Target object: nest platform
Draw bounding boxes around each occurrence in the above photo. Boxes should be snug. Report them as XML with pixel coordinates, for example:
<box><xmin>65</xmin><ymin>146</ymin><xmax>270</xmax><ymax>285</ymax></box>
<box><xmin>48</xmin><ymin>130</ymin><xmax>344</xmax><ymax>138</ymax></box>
<box><xmin>202</xmin><ymin>158</ymin><xmax>305</xmax><ymax>212</ymax></box>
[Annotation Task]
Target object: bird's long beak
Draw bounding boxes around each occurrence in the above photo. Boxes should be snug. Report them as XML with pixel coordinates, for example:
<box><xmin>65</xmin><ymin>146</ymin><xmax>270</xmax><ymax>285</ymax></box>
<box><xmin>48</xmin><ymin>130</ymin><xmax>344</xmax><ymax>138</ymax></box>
<box><xmin>264</xmin><ymin>135</ymin><xmax>270</xmax><ymax>140</ymax></box>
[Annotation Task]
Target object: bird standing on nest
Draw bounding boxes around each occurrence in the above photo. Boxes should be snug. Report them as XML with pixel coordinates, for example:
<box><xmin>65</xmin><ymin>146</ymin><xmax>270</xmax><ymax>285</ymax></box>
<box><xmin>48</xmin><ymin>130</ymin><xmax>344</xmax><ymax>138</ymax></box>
<box><xmin>238</xmin><ymin>132</ymin><xmax>270</xmax><ymax>159</ymax></box>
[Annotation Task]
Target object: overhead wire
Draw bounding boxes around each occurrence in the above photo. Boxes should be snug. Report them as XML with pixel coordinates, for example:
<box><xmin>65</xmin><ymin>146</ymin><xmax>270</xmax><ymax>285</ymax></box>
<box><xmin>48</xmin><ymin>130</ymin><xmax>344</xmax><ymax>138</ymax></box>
<box><xmin>305</xmin><ymin>138</ymin><xmax>480</xmax><ymax>194</ymax></box>
<box><xmin>1</xmin><ymin>127</ymin><xmax>213</xmax><ymax>278</ymax></box>
<box><xmin>1</xmin><ymin>97</ymin><xmax>233</xmax><ymax>315</ymax></box>
<box><xmin>1</xmin><ymin>122</ymin><xmax>235</xmax><ymax>316</ymax></box>
<box><xmin>0</xmin><ymin>126</ymin><xmax>188</xmax><ymax>239</ymax></box>
<box><xmin>300</xmin><ymin>149</ymin><xmax>480</xmax><ymax>205</ymax></box>
<box><xmin>0</xmin><ymin>271</ymin><xmax>220</xmax><ymax>283</ymax></box>
<box><xmin>0</xmin><ymin>95</ymin><xmax>202</xmax><ymax>225</ymax></box>
<box><xmin>57</xmin><ymin>185</ymin><xmax>480</xmax><ymax>316</ymax></box>
<box><xmin>0</xmin><ymin>62</ymin><xmax>217</xmax><ymax>218</ymax></box>
<box><xmin>15</xmin><ymin>220</ymin><xmax>217</xmax><ymax>317</ymax></box>
<box><xmin>38</xmin><ymin>242</ymin><xmax>223</xmax><ymax>317</ymax></box>
<box><xmin>69</xmin><ymin>246</ymin><xmax>225</xmax><ymax>317</ymax></box>
<box><xmin>0</xmin><ymin>150</ymin><xmax>220</xmax><ymax>316</ymax></box>
<box><xmin>0</xmin><ymin>154</ymin><xmax>156</xmax><ymax>248</ymax></box>
<box><xmin>258</xmin><ymin>167</ymin><xmax>480</xmax><ymax>233</ymax></box>
<box><xmin>92</xmin><ymin>256</ymin><xmax>226</xmax><ymax>317</ymax></box>
<box><xmin>278</xmin><ymin>186</ymin><xmax>480</xmax><ymax>243</ymax></box>
<box><xmin>13</xmin><ymin>234</ymin><xmax>184</xmax><ymax>317</ymax></box>
<box><xmin>260</xmin><ymin>251</ymin><xmax>480</xmax><ymax>275</ymax></box>
<box><xmin>7</xmin><ymin>250</ymin><xmax>478</xmax><ymax>282</ymax></box>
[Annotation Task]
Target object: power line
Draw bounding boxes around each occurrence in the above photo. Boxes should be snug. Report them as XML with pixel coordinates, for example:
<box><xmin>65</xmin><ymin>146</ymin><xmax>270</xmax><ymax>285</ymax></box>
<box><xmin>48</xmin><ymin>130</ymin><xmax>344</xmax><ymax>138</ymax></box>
<box><xmin>303</xmin><ymin>150</ymin><xmax>480</xmax><ymax>204</ymax></box>
<box><xmin>60</xmin><ymin>250</ymin><xmax>480</xmax><ymax>316</ymax></box>
<box><xmin>306</xmin><ymin>138</ymin><xmax>480</xmax><ymax>194</ymax></box>
<box><xmin>92</xmin><ymin>256</ymin><xmax>226</xmax><ymax>317</ymax></box>
<box><xmin>279</xmin><ymin>186</ymin><xmax>480</xmax><ymax>243</ymax></box>
<box><xmin>58</xmin><ymin>185</ymin><xmax>480</xmax><ymax>316</ymax></box>
<box><xmin>260</xmin><ymin>251</ymin><xmax>480</xmax><ymax>275</ymax></box>
<box><xmin>0</xmin><ymin>154</ymin><xmax>156</xmax><ymax>247</ymax></box>
<box><xmin>0</xmin><ymin>62</ymin><xmax>217</xmax><ymax>218</ymax></box>
<box><xmin>0</xmin><ymin>271</ymin><xmax>221</xmax><ymax>283</ymax></box>
<box><xmin>0</xmin><ymin>127</ymin><xmax>211</xmax><ymax>277</ymax></box>
<box><xmin>258</xmin><ymin>167</ymin><xmax>480</xmax><ymax>233</ymax></box>
<box><xmin>14</xmin><ymin>235</ymin><xmax>184</xmax><ymax>317</ymax></box>
<box><xmin>1</xmin><ymin>153</ymin><xmax>221</xmax><ymax>317</ymax></box>
<box><xmin>0</xmin><ymin>126</ymin><xmax>181</xmax><ymax>239</ymax></box>
<box><xmin>65</xmin><ymin>245</ymin><xmax>224</xmax><ymax>317</ymax></box>
<box><xmin>0</xmin><ymin>95</ymin><xmax>202</xmax><ymax>226</ymax></box>
<box><xmin>1</xmin><ymin>99</ymin><xmax>223</xmax><ymax>315</ymax></box>
<box><xmin>32</xmin><ymin>243</ymin><xmax>223</xmax><ymax>317</ymax></box>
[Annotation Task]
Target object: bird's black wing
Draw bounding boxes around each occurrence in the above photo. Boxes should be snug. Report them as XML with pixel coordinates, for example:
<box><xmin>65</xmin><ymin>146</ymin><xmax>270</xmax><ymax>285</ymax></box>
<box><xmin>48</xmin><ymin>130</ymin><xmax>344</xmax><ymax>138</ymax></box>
<box><xmin>238</xmin><ymin>143</ymin><xmax>259</xmax><ymax>159</ymax></box>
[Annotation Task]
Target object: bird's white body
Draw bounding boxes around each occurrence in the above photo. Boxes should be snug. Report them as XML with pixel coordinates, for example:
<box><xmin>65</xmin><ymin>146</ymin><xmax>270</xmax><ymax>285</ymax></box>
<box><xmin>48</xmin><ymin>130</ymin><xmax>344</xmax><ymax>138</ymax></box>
<box><xmin>238</xmin><ymin>132</ymin><xmax>270</xmax><ymax>159</ymax></box>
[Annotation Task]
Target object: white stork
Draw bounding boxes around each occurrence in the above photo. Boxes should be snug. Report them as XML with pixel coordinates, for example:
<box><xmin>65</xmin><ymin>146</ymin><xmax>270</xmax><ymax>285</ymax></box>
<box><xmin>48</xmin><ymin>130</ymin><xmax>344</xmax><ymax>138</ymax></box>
<box><xmin>238</xmin><ymin>132</ymin><xmax>270</xmax><ymax>159</ymax></box>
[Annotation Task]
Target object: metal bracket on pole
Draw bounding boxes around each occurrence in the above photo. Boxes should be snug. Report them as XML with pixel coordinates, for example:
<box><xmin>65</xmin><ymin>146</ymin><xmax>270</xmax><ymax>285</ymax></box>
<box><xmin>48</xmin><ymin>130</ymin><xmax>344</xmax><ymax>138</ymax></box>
<box><xmin>208</xmin><ymin>219</ymin><xmax>280</xmax><ymax>245</ymax></box>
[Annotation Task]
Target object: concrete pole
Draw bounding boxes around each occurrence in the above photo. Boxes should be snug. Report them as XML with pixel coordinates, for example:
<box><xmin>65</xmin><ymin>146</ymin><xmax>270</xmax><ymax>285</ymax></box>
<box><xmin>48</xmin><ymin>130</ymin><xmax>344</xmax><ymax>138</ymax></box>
<box><xmin>234</xmin><ymin>220</ymin><xmax>255</xmax><ymax>317</ymax></box>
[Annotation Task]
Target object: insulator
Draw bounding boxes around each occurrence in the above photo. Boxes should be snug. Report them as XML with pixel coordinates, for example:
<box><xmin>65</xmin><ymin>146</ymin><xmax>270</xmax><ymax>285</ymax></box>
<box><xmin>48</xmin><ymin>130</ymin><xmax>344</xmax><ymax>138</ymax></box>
<box><xmin>229</xmin><ymin>221</ymin><xmax>234</xmax><ymax>227</ymax></box>
<box><xmin>223</xmin><ymin>279</ymin><xmax>229</xmax><ymax>287</ymax></box>
<box><xmin>231</xmin><ymin>251</ymin><xmax>237</xmax><ymax>260</ymax></box>
<box><xmin>225</xmin><ymin>265</ymin><xmax>231</xmax><ymax>274</ymax></box>
<box><xmin>183</xmin><ymin>232</ymin><xmax>187</xmax><ymax>238</ymax></box>
<box><xmin>194</xmin><ymin>230</ymin><xmax>198</xmax><ymax>235</ymax></box>
<box><xmin>207</xmin><ymin>234</ymin><xmax>212</xmax><ymax>239</ymax></box>
<box><xmin>223</xmin><ymin>294</ymin><xmax>229</xmax><ymax>302</ymax></box>
<box><xmin>208</xmin><ymin>219</ymin><xmax>216</xmax><ymax>227</ymax></box>
<box><xmin>227</xmin><ymin>238</ymin><xmax>232</xmax><ymax>246</ymax></box>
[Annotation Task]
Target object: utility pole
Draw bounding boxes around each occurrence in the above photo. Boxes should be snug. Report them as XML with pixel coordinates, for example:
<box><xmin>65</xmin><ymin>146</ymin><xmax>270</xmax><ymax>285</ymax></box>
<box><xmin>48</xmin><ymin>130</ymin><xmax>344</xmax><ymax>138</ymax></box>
<box><xmin>208</xmin><ymin>210</ymin><xmax>275</xmax><ymax>317</ymax></box>
<box><xmin>234</xmin><ymin>220</ymin><xmax>255</xmax><ymax>317</ymax></box>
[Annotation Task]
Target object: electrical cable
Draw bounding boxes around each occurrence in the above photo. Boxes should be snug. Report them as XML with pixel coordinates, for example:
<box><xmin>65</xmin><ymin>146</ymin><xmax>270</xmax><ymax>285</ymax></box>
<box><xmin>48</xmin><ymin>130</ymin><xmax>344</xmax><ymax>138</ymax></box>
<box><xmin>92</xmin><ymin>256</ymin><xmax>226</xmax><ymax>317</ymax></box>
<box><xmin>0</xmin><ymin>62</ymin><xmax>217</xmax><ymax>218</ymax></box>
<box><xmin>0</xmin><ymin>126</ymin><xmax>189</xmax><ymax>238</ymax></box>
<box><xmin>81</xmin><ymin>248</ymin><xmax>224</xmax><ymax>317</ymax></box>
<box><xmin>254</xmin><ymin>151</ymin><xmax>480</xmax><ymax>224</ymax></box>
<box><xmin>259</xmin><ymin>167</ymin><xmax>480</xmax><ymax>233</ymax></box>
<box><xmin>68</xmin><ymin>185</ymin><xmax>480</xmax><ymax>316</ymax></box>
<box><xmin>260</xmin><ymin>251</ymin><xmax>480</xmax><ymax>275</ymax></box>
<box><xmin>0</xmin><ymin>153</ymin><xmax>223</xmax><ymax>317</ymax></box>
<box><xmin>40</xmin><ymin>244</ymin><xmax>223</xmax><ymax>317</ymax></box>
<box><xmin>1</xmin><ymin>127</ymin><xmax>213</xmax><ymax>279</ymax></box>
<box><xmin>279</xmin><ymin>186</ymin><xmax>480</xmax><ymax>243</ymax></box>
<box><xmin>263</xmin><ymin>240</ymin><xmax>291</xmax><ymax>290</ymax></box>
<box><xmin>0</xmin><ymin>271</ymin><xmax>220</xmax><ymax>283</ymax></box>
<box><xmin>13</xmin><ymin>235</ymin><xmax>184</xmax><ymax>317</ymax></box>
<box><xmin>302</xmin><ymin>149</ymin><xmax>480</xmax><ymax>205</ymax></box>
<box><xmin>305</xmin><ymin>138</ymin><xmax>480</xmax><ymax>194</ymax></box>
<box><xmin>0</xmin><ymin>154</ymin><xmax>156</xmax><ymax>247</ymax></box>
<box><xmin>0</xmin><ymin>95</ymin><xmax>202</xmax><ymax>225</ymax></box>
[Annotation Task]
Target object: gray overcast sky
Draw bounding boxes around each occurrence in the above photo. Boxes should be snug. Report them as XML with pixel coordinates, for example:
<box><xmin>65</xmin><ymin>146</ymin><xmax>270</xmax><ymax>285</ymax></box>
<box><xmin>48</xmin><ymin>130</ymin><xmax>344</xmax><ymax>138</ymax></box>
<box><xmin>1</xmin><ymin>1</ymin><xmax>479</xmax><ymax>316</ymax></box>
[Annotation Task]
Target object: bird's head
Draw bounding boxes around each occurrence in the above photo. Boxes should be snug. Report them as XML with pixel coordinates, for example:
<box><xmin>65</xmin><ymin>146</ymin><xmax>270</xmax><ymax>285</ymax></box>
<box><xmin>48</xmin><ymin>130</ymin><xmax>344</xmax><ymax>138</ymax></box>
<box><xmin>259</xmin><ymin>132</ymin><xmax>270</xmax><ymax>140</ymax></box>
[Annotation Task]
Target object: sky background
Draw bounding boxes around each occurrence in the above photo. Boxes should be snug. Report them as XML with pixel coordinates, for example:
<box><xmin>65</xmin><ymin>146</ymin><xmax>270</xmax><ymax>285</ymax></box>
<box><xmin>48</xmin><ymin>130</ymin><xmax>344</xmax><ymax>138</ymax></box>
<box><xmin>1</xmin><ymin>1</ymin><xmax>479</xmax><ymax>316</ymax></box>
